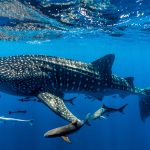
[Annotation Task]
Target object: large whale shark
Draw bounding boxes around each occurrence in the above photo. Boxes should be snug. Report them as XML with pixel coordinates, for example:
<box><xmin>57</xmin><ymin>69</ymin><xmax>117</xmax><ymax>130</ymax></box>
<box><xmin>0</xmin><ymin>54</ymin><xmax>150</xmax><ymax>132</ymax></box>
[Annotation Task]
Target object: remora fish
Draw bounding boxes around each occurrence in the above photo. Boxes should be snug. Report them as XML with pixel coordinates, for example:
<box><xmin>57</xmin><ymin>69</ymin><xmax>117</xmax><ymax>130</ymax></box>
<box><xmin>0</xmin><ymin>54</ymin><xmax>149</xmax><ymax>136</ymax></box>
<box><xmin>18</xmin><ymin>97</ymin><xmax>40</xmax><ymax>102</ymax></box>
<box><xmin>9</xmin><ymin>110</ymin><xmax>27</xmax><ymax>115</ymax></box>
<box><xmin>0</xmin><ymin>116</ymin><xmax>33</xmax><ymax>125</ymax></box>
<box><xmin>44</xmin><ymin>120</ymin><xmax>84</xmax><ymax>143</ymax></box>
<box><xmin>85</xmin><ymin>104</ymin><xmax>128</xmax><ymax>124</ymax></box>
<box><xmin>18</xmin><ymin>96</ymin><xmax>76</xmax><ymax>105</ymax></box>
<box><xmin>18</xmin><ymin>96</ymin><xmax>33</xmax><ymax>102</ymax></box>
<box><xmin>64</xmin><ymin>97</ymin><xmax>77</xmax><ymax>105</ymax></box>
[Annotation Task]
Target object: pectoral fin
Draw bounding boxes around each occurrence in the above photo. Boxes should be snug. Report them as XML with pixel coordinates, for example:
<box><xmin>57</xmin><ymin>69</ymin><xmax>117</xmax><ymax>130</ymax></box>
<box><xmin>61</xmin><ymin>136</ymin><xmax>72</xmax><ymax>143</ymax></box>
<box><xmin>37</xmin><ymin>92</ymin><xmax>82</xmax><ymax>123</ymax></box>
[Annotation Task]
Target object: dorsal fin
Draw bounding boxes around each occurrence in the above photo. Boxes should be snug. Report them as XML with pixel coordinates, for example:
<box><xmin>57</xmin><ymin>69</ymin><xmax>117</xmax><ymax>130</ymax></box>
<box><xmin>91</xmin><ymin>54</ymin><xmax>115</xmax><ymax>75</ymax></box>
<box><xmin>125</xmin><ymin>77</ymin><xmax>134</xmax><ymax>88</ymax></box>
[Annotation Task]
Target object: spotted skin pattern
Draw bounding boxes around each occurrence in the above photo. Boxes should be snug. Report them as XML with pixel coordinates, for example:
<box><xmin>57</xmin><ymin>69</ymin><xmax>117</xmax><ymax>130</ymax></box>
<box><xmin>0</xmin><ymin>54</ymin><xmax>146</xmax><ymax>123</ymax></box>
<box><xmin>38</xmin><ymin>92</ymin><xmax>81</xmax><ymax>122</ymax></box>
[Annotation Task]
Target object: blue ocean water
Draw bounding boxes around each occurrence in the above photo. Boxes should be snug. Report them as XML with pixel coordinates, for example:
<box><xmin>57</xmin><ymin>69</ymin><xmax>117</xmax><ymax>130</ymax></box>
<box><xmin>0</xmin><ymin>0</ymin><xmax>150</xmax><ymax>150</ymax></box>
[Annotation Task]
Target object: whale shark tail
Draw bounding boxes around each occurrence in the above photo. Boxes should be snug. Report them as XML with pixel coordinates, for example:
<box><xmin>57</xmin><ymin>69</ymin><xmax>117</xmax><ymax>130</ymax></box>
<box><xmin>139</xmin><ymin>88</ymin><xmax>150</xmax><ymax>122</ymax></box>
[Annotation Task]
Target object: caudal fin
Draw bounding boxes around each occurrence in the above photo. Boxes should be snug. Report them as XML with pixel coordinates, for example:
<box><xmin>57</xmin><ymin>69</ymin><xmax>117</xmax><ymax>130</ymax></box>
<box><xmin>139</xmin><ymin>88</ymin><xmax>150</xmax><ymax>122</ymax></box>
<box><xmin>139</xmin><ymin>97</ymin><xmax>150</xmax><ymax>122</ymax></box>
<box><xmin>68</xmin><ymin>97</ymin><xmax>76</xmax><ymax>105</ymax></box>
<box><xmin>64</xmin><ymin>97</ymin><xmax>77</xmax><ymax>105</ymax></box>
<box><xmin>102</xmin><ymin>104</ymin><xmax>128</xmax><ymax>114</ymax></box>
<box><xmin>118</xmin><ymin>104</ymin><xmax>128</xmax><ymax>114</ymax></box>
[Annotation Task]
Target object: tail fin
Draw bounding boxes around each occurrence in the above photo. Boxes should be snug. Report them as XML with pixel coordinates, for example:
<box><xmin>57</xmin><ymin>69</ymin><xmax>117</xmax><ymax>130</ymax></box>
<box><xmin>102</xmin><ymin>104</ymin><xmax>128</xmax><ymax>114</ymax></box>
<box><xmin>68</xmin><ymin>97</ymin><xmax>76</xmax><ymax>105</ymax></box>
<box><xmin>118</xmin><ymin>104</ymin><xmax>128</xmax><ymax>114</ymax></box>
<box><xmin>65</xmin><ymin>97</ymin><xmax>76</xmax><ymax>105</ymax></box>
<box><xmin>139</xmin><ymin>88</ymin><xmax>150</xmax><ymax>122</ymax></box>
<box><xmin>139</xmin><ymin>97</ymin><xmax>150</xmax><ymax>122</ymax></box>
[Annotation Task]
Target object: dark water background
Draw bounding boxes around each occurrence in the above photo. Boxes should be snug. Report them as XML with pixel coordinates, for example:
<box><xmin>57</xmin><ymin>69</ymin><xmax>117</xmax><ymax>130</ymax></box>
<box><xmin>0</xmin><ymin>0</ymin><xmax>150</xmax><ymax>150</ymax></box>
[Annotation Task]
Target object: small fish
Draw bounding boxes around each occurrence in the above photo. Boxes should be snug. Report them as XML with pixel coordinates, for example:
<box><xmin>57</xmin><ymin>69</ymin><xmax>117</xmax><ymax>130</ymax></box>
<box><xmin>0</xmin><ymin>116</ymin><xmax>33</xmax><ymax>125</ymax></box>
<box><xmin>18</xmin><ymin>97</ymin><xmax>40</xmax><ymax>103</ymax></box>
<box><xmin>18</xmin><ymin>97</ymin><xmax>32</xmax><ymax>102</ymax></box>
<box><xmin>44</xmin><ymin>120</ymin><xmax>84</xmax><ymax>143</ymax></box>
<box><xmin>102</xmin><ymin>104</ymin><xmax>128</xmax><ymax>115</ymax></box>
<box><xmin>86</xmin><ymin>95</ymin><xmax>103</xmax><ymax>101</ymax></box>
<box><xmin>9</xmin><ymin>110</ymin><xmax>27</xmax><ymax>115</ymax></box>
<box><xmin>85</xmin><ymin>104</ymin><xmax>128</xmax><ymax>125</ymax></box>
<box><xmin>64</xmin><ymin>97</ymin><xmax>77</xmax><ymax>105</ymax></box>
<box><xmin>112</xmin><ymin>95</ymin><xmax>117</xmax><ymax>98</ymax></box>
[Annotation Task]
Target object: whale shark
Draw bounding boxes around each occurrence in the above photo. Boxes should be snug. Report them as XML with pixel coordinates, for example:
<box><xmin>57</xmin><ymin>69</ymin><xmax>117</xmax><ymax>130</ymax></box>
<box><xmin>0</xmin><ymin>54</ymin><xmax>150</xmax><ymax>136</ymax></box>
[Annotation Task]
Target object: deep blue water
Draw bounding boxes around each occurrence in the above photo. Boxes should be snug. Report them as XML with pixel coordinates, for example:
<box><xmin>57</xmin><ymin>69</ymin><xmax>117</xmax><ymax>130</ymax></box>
<box><xmin>0</xmin><ymin>0</ymin><xmax>150</xmax><ymax>150</ymax></box>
